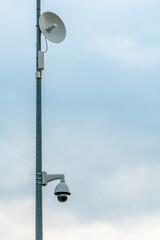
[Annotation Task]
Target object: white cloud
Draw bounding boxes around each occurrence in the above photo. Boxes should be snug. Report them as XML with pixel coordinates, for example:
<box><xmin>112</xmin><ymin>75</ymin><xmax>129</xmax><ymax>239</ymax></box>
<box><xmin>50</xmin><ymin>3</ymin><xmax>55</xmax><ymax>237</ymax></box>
<box><xmin>0</xmin><ymin>130</ymin><xmax>34</xmax><ymax>189</ymax></box>
<box><xmin>1</xmin><ymin>197</ymin><xmax>159</xmax><ymax>240</ymax></box>
<box><xmin>45</xmin><ymin>213</ymin><xmax>160</xmax><ymax>240</ymax></box>
<box><xmin>0</xmin><ymin>199</ymin><xmax>34</xmax><ymax>240</ymax></box>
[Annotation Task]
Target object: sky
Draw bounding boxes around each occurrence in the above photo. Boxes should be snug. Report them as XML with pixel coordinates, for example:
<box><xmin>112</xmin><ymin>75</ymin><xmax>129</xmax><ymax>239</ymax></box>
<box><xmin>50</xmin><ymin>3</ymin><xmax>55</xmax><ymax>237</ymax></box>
<box><xmin>0</xmin><ymin>0</ymin><xmax>160</xmax><ymax>239</ymax></box>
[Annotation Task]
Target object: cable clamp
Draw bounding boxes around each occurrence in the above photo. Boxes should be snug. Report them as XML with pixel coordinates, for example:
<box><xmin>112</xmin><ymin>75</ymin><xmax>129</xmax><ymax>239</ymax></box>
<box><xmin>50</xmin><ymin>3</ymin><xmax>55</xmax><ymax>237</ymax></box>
<box><xmin>35</xmin><ymin>71</ymin><xmax>41</xmax><ymax>79</ymax></box>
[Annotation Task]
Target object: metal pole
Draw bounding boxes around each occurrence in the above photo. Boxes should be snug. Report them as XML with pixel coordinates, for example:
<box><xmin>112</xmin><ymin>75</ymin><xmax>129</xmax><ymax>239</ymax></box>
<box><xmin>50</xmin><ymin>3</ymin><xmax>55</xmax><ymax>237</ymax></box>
<box><xmin>36</xmin><ymin>0</ymin><xmax>43</xmax><ymax>240</ymax></box>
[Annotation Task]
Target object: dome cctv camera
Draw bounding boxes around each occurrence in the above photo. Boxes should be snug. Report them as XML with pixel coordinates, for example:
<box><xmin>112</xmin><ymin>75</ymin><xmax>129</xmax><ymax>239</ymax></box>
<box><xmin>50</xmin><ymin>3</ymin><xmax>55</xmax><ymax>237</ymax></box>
<box><xmin>54</xmin><ymin>182</ymin><xmax>71</xmax><ymax>202</ymax></box>
<box><xmin>41</xmin><ymin>172</ymin><xmax>71</xmax><ymax>202</ymax></box>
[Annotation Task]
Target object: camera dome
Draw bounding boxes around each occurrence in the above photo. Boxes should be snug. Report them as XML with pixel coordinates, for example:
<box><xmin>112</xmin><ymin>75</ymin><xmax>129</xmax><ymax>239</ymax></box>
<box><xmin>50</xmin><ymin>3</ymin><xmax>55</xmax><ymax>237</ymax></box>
<box><xmin>57</xmin><ymin>194</ymin><xmax>68</xmax><ymax>202</ymax></box>
<box><xmin>54</xmin><ymin>182</ymin><xmax>71</xmax><ymax>196</ymax></box>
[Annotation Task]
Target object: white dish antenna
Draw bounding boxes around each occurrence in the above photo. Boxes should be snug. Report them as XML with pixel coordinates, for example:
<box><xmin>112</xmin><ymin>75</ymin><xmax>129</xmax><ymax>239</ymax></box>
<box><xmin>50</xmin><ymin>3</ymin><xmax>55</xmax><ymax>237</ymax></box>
<box><xmin>39</xmin><ymin>12</ymin><xmax>66</xmax><ymax>43</ymax></box>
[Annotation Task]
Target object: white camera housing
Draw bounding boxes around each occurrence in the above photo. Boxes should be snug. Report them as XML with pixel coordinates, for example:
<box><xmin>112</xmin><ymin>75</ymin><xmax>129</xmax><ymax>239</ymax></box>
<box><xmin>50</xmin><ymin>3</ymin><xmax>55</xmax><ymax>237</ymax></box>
<box><xmin>42</xmin><ymin>171</ymin><xmax>71</xmax><ymax>202</ymax></box>
<box><xmin>54</xmin><ymin>182</ymin><xmax>71</xmax><ymax>202</ymax></box>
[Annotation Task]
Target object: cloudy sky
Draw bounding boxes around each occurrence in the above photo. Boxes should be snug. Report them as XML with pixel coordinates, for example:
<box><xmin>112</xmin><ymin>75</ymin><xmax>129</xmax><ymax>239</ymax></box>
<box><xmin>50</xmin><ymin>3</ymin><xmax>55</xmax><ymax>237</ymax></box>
<box><xmin>1</xmin><ymin>0</ymin><xmax>160</xmax><ymax>239</ymax></box>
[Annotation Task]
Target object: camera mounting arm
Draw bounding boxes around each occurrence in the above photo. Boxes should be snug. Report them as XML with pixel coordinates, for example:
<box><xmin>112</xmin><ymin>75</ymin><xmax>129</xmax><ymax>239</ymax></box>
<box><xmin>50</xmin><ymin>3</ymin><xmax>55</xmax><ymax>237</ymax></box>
<box><xmin>42</xmin><ymin>171</ymin><xmax>65</xmax><ymax>186</ymax></box>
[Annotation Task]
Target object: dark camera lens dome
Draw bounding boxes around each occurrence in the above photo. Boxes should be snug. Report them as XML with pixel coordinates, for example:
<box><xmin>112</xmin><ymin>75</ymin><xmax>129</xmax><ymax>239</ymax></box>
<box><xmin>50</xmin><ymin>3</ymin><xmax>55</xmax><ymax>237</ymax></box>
<box><xmin>57</xmin><ymin>194</ymin><xmax>68</xmax><ymax>202</ymax></box>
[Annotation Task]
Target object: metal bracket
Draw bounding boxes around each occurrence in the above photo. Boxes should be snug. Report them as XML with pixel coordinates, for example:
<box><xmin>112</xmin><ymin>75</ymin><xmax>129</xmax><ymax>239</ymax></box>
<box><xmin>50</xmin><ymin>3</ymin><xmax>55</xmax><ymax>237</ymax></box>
<box><xmin>42</xmin><ymin>171</ymin><xmax>65</xmax><ymax>186</ymax></box>
<box><xmin>36</xmin><ymin>172</ymin><xmax>42</xmax><ymax>185</ymax></box>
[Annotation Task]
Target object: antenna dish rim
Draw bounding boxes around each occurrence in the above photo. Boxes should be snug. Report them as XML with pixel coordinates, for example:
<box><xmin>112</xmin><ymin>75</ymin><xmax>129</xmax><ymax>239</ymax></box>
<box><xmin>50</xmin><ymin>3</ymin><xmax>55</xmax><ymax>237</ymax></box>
<box><xmin>39</xmin><ymin>11</ymin><xmax>66</xmax><ymax>43</ymax></box>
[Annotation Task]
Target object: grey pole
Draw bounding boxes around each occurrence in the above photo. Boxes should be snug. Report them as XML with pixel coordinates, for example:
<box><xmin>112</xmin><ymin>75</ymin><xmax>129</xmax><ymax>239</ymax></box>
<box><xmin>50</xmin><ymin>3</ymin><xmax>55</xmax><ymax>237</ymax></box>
<box><xmin>36</xmin><ymin>0</ymin><xmax>43</xmax><ymax>240</ymax></box>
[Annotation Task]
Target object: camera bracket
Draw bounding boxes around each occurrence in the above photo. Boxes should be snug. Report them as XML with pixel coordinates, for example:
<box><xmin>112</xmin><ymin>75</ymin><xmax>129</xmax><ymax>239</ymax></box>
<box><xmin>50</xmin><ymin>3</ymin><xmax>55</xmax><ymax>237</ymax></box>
<box><xmin>42</xmin><ymin>171</ymin><xmax>65</xmax><ymax>186</ymax></box>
